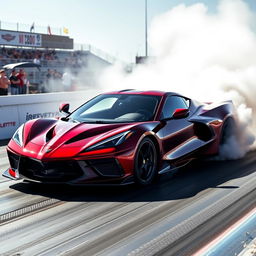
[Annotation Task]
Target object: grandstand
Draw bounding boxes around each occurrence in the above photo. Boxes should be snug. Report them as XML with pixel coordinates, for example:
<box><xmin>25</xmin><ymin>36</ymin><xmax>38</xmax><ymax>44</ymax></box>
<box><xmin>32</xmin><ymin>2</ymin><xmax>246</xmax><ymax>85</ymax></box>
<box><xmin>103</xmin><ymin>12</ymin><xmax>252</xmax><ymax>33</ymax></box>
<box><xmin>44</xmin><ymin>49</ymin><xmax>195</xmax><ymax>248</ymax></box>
<box><xmin>0</xmin><ymin>21</ymin><xmax>114</xmax><ymax>93</ymax></box>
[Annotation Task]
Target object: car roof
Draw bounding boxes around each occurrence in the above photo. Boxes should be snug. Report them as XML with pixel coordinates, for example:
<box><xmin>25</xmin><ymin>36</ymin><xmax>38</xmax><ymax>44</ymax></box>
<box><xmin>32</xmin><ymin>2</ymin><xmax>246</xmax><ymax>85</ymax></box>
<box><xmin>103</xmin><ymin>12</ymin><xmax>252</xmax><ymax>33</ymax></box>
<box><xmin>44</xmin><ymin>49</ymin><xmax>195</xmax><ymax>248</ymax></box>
<box><xmin>102</xmin><ymin>89</ymin><xmax>185</xmax><ymax>97</ymax></box>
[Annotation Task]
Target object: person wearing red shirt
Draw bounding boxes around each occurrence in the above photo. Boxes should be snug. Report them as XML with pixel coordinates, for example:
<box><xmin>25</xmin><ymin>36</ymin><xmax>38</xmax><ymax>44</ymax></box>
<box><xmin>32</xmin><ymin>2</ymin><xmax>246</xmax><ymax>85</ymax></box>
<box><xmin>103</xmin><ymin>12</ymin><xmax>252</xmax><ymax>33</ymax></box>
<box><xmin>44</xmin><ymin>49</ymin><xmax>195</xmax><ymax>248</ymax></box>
<box><xmin>16</xmin><ymin>69</ymin><xmax>26</xmax><ymax>94</ymax></box>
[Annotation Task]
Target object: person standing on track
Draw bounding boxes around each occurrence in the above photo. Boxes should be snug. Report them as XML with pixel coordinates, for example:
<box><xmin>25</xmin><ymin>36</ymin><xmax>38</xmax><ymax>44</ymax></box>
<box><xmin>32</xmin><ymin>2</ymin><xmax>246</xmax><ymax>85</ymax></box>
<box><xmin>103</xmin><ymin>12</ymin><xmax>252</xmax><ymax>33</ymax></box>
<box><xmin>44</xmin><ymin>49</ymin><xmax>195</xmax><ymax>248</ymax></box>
<box><xmin>0</xmin><ymin>69</ymin><xmax>10</xmax><ymax>96</ymax></box>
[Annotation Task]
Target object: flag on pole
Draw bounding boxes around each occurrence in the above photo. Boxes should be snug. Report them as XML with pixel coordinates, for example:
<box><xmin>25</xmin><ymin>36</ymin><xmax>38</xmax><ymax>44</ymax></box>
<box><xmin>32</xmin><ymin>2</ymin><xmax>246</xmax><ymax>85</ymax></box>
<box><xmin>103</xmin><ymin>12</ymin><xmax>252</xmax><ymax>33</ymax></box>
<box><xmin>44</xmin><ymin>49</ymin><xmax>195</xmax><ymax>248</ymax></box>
<box><xmin>47</xmin><ymin>25</ymin><xmax>52</xmax><ymax>35</ymax></box>
<box><xmin>30</xmin><ymin>22</ymin><xmax>35</xmax><ymax>33</ymax></box>
<box><xmin>63</xmin><ymin>27</ymin><xmax>69</xmax><ymax>34</ymax></box>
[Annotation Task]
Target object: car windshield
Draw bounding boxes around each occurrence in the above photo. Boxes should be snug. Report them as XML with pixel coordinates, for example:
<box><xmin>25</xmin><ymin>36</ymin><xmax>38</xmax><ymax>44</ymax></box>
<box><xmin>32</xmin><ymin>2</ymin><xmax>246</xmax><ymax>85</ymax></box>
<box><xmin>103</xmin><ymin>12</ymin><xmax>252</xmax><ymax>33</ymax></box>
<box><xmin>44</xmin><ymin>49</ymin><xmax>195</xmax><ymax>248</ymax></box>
<box><xmin>68</xmin><ymin>94</ymin><xmax>161</xmax><ymax>123</ymax></box>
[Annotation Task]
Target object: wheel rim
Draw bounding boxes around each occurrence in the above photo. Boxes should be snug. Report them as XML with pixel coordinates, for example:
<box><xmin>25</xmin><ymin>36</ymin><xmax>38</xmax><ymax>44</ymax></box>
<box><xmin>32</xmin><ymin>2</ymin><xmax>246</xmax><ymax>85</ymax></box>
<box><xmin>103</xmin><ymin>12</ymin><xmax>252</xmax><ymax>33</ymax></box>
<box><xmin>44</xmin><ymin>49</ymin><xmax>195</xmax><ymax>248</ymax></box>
<box><xmin>136</xmin><ymin>142</ymin><xmax>156</xmax><ymax>182</ymax></box>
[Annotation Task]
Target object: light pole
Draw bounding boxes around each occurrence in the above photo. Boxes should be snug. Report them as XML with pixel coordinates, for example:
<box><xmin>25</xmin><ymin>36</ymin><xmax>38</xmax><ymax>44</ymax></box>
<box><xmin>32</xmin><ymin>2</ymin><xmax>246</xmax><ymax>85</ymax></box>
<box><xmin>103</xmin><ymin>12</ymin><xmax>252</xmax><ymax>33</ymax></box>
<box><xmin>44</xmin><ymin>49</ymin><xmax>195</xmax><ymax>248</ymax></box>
<box><xmin>145</xmin><ymin>0</ymin><xmax>148</xmax><ymax>57</ymax></box>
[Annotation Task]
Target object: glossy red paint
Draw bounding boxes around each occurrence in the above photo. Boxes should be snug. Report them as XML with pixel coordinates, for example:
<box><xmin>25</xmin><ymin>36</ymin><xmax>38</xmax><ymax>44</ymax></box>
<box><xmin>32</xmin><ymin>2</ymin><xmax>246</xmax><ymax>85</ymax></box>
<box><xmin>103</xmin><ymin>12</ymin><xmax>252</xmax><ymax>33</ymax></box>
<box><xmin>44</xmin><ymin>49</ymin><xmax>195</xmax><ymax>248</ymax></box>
<box><xmin>3</xmin><ymin>90</ymin><xmax>236</xmax><ymax>185</ymax></box>
<box><xmin>9</xmin><ymin>168</ymin><xmax>16</xmax><ymax>178</ymax></box>
<box><xmin>79</xmin><ymin>147</ymin><xmax>116</xmax><ymax>156</ymax></box>
<box><xmin>23</xmin><ymin>120</ymin><xmax>35</xmax><ymax>146</ymax></box>
<box><xmin>172</xmin><ymin>108</ymin><xmax>189</xmax><ymax>119</ymax></box>
<box><xmin>59</xmin><ymin>103</ymin><xmax>70</xmax><ymax>113</ymax></box>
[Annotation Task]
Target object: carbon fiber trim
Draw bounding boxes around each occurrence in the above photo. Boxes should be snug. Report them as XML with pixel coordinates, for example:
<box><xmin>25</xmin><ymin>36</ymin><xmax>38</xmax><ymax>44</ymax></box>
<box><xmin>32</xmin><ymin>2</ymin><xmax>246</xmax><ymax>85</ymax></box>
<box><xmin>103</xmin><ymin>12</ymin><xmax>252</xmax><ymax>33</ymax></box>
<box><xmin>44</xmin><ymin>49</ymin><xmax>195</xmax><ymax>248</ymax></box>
<box><xmin>87</xmin><ymin>158</ymin><xmax>124</xmax><ymax>177</ymax></box>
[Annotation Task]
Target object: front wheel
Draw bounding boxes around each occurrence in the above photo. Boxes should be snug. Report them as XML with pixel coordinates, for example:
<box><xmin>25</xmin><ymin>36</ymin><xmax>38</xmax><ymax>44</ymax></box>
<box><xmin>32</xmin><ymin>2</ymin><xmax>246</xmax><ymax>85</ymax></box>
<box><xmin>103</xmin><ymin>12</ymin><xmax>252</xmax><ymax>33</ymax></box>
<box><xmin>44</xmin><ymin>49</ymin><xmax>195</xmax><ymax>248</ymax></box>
<box><xmin>134</xmin><ymin>138</ymin><xmax>158</xmax><ymax>185</ymax></box>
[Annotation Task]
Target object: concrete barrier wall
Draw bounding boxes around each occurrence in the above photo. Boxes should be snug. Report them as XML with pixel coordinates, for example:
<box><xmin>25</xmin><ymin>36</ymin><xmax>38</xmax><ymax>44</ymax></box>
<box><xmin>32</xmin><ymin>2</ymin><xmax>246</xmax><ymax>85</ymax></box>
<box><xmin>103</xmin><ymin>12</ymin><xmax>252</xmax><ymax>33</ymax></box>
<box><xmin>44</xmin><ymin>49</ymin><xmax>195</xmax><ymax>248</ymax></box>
<box><xmin>0</xmin><ymin>90</ymin><xmax>97</xmax><ymax>140</ymax></box>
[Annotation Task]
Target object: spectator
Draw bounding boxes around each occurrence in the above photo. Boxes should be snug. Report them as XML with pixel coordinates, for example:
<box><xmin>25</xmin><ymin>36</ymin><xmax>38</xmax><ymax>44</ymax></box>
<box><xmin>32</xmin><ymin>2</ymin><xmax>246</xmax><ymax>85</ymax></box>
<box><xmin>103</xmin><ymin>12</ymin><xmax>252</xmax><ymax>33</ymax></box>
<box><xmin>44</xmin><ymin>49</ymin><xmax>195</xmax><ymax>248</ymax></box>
<box><xmin>44</xmin><ymin>69</ymin><xmax>53</xmax><ymax>92</ymax></box>
<box><xmin>0</xmin><ymin>69</ymin><xmax>10</xmax><ymax>96</ymax></box>
<box><xmin>23</xmin><ymin>72</ymin><xmax>30</xmax><ymax>94</ymax></box>
<box><xmin>0</xmin><ymin>47</ymin><xmax>89</xmax><ymax>93</ymax></box>
<box><xmin>53</xmin><ymin>69</ymin><xmax>62</xmax><ymax>80</ymax></box>
<box><xmin>16</xmin><ymin>69</ymin><xmax>26</xmax><ymax>94</ymax></box>
<box><xmin>9</xmin><ymin>69</ymin><xmax>20</xmax><ymax>95</ymax></box>
<box><xmin>46</xmin><ymin>69</ymin><xmax>52</xmax><ymax>81</ymax></box>
<box><xmin>33</xmin><ymin>55</ymin><xmax>40</xmax><ymax>65</ymax></box>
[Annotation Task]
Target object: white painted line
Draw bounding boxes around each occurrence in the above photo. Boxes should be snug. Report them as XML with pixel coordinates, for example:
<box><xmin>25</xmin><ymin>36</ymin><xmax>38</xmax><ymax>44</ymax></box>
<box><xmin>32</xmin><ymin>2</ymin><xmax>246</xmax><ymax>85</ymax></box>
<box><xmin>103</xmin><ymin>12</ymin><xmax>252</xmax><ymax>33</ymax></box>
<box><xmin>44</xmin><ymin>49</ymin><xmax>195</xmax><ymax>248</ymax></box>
<box><xmin>192</xmin><ymin>207</ymin><xmax>256</xmax><ymax>256</ymax></box>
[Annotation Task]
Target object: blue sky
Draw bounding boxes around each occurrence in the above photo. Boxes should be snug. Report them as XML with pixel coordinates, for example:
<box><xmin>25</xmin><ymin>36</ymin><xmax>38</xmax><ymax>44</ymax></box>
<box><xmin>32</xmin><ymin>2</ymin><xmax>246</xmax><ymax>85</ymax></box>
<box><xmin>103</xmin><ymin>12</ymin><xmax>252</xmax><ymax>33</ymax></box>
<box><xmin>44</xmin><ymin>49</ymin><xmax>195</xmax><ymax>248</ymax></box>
<box><xmin>1</xmin><ymin>0</ymin><xmax>256</xmax><ymax>62</ymax></box>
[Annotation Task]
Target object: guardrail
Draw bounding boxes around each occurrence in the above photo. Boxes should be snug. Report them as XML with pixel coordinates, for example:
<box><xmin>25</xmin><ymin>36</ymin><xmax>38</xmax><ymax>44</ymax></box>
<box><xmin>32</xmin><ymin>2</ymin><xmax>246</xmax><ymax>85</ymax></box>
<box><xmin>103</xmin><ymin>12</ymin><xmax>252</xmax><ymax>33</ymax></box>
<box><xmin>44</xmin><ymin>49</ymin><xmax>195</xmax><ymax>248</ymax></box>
<box><xmin>0</xmin><ymin>90</ymin><xmax>97</xmax><ymax>140</ymax></box>
<box><xmin>0</xmin><ymin>58</ymin><xmax>82</xmax><ymax>69</ymax></box>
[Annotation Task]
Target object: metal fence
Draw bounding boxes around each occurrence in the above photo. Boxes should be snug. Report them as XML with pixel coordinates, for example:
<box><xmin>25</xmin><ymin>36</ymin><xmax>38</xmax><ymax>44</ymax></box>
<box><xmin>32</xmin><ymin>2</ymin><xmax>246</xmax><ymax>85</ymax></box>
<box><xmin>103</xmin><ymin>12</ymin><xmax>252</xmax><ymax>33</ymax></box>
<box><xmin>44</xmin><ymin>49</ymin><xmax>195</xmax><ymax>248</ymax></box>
<box><xmin>0</xmin><ymin>21</ymin><xmax>120</xmax><ymax>64</ymax></box>
<box><xmin>74</xmin><ymin>43</ymin><xmax>121</xmax><ymax>64</ymax></box>
<box><xmin>0</xmin><ymin>20</ymin><xmax>64</xmax><ymax>36</ymax></box>
<box><xmin>0</xmin><ymin>58</ymin><xmax>71</xmax><ymax>68</ymax></box>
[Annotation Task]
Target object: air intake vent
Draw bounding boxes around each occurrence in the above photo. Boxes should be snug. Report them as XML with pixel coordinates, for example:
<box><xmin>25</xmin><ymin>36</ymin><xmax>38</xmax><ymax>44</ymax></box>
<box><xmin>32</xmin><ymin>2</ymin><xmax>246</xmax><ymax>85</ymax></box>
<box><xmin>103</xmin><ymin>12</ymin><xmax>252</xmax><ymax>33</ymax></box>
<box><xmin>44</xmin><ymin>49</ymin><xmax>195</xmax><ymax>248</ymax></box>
<box><xmin>65</xmin><ymin>132</ymin><xmax>92</xmax><ymax>144</ymax></box>
<box><xmin>65</xmin><ymin>125</ymin><xmax>121</xmax><ymax>144</ymax></box>
<box><xmin>65</xmin><ymin>129</ymin><xmax>105</xmax><ymax>144</ymax></box>
<box><xmin>46</xmin><ymin>127</ymin><xmax>56</xmax><ymax>142</ymax></box>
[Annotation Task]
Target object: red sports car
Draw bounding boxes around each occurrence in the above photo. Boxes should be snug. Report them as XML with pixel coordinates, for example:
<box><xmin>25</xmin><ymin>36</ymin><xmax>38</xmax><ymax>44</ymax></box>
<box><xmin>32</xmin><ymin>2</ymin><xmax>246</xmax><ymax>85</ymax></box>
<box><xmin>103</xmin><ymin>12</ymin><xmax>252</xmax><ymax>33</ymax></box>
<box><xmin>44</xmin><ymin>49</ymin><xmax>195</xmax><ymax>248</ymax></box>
<box><xmin>3</xmin><ymin>90</ymin><xmax>236</xmax><ymax>185</ymax></box>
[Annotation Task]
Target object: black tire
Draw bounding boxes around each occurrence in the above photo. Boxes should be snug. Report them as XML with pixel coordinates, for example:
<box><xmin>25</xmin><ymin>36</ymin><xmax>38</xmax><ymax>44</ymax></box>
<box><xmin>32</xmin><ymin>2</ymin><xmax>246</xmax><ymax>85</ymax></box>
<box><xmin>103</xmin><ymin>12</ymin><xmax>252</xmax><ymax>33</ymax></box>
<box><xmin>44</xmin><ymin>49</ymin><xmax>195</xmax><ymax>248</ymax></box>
<box><xmin>220</xmin><ymin>118</ymin><xmax>236</xmax><ymax>146</ymax></box>
<box><xmin>134</xmin><ymin>138</ymin><xmax>158</xmax><ymax>185</ymax></box>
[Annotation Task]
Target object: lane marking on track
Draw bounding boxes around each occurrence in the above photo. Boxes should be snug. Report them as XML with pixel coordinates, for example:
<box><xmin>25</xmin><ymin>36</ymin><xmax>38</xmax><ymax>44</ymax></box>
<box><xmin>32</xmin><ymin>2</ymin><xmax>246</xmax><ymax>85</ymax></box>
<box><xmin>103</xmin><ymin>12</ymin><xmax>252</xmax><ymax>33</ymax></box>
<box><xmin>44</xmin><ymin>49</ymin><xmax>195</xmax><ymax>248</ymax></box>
<box><xmin>192</xmin><ymin>207</ymin><xmax>256</xmax><ymax>256</ymax></box>
<box><xmin>0</xmin><ymin>198</ymin><xmax>62</xmax><ymax>224</ymax></box>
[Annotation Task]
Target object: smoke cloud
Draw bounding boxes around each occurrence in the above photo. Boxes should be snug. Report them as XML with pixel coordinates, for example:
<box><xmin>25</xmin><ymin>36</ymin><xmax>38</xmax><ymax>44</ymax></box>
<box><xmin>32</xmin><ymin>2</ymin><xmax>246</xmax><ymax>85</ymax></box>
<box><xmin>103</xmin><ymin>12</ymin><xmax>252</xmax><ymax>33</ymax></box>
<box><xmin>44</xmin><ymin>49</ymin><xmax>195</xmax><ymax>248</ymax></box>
<box><xmin>99</xmin><ymin>0</ymin><xmax>256</xmax><ymax>159</ymax></box>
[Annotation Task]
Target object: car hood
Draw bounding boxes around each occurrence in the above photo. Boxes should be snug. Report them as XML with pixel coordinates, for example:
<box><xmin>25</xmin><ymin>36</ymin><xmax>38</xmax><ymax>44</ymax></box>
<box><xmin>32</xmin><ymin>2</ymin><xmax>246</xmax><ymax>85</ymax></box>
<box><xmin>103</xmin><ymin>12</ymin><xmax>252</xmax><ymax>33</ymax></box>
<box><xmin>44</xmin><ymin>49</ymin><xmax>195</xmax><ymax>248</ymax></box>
<box><xmin>15</xmin><ymin>119</ymin><xmax>139</xmax><ymax>160</ymax></box>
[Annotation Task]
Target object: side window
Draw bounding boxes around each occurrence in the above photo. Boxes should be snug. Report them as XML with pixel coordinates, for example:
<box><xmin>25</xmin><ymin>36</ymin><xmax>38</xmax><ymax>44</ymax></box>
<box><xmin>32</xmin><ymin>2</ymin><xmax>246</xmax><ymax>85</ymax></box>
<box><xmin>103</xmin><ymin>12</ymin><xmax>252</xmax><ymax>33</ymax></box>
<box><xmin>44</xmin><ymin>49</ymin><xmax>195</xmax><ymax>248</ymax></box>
<box><xmin>183</xmin><ymin>98</ymin><xmax>190</xmax><ymax>108</ymax></box>
<box><xmin>161</xmin><ymin>96</ymin><xmax>188</xmax><ymax>119</ymax></box>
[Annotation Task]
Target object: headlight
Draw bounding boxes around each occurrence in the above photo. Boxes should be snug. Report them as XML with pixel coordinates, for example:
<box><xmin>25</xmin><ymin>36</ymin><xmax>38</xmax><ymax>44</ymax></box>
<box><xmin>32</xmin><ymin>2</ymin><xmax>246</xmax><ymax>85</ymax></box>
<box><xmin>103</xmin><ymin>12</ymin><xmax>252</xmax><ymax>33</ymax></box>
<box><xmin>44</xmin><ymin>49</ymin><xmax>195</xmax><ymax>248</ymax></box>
<box><xmin>12</xmin><ymin>124</ymin><xmax>24</xmax><ymax>147</ymax></box>
<box><xmin>85</xmin><ymin>130</ymin><xmax>133</xmax><ymax>152</ymax></box>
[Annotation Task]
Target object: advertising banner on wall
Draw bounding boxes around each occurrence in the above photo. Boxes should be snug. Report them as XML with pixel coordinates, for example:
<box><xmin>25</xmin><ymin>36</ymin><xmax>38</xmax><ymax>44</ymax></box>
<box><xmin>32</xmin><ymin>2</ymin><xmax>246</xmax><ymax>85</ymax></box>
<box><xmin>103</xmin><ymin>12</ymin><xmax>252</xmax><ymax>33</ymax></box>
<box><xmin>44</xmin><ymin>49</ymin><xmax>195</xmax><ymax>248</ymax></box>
<box><xmin>19</xmin><ymin>103</ymin><xmax>61</xmax><ymax>124</ymax></box>
<box><xmin>0</xmin><ymin>91</ymin><xmax>95</xmax><ymax>140</ymax></box>
<box><xmin>0</xmin><ymin>30</ymin><xmax>42</xmax><ymax>47</ymax></box>
<box><xmin>0</xmin><ymin>106</ymin><xmax>19</xmax><ymax>140</ymax></box>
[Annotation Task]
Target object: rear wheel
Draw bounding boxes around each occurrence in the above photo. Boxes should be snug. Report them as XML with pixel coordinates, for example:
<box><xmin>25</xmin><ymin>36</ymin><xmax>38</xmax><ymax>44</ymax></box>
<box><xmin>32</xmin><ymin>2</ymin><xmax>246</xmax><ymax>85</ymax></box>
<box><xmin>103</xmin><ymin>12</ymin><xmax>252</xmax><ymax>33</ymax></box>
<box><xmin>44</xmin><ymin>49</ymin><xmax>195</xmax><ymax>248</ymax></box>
<box><xmin>219</xmin><ymin>118</ymin><xmax>239</xmax><ymax>159</ymax></box>
<box><xmin>134</xmin><ymin>138</ymin><xmax>158</xmax><ymax>185</ymax></box>
<box><xmin>220</xmin><ymin>118</ymin><xmax>236</xmax><ymax>146</ymax></box>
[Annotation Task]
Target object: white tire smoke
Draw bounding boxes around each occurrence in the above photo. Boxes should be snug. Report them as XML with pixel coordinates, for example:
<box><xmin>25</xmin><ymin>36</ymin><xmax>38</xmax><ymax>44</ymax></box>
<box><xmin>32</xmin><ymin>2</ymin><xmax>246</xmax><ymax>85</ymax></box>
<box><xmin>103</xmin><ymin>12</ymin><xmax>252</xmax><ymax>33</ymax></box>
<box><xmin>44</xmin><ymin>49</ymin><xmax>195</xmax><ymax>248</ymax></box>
<box><xmin>99</xmin><ymin>0</ymin><xmax>255</xmax><ymax>159</ymax></box>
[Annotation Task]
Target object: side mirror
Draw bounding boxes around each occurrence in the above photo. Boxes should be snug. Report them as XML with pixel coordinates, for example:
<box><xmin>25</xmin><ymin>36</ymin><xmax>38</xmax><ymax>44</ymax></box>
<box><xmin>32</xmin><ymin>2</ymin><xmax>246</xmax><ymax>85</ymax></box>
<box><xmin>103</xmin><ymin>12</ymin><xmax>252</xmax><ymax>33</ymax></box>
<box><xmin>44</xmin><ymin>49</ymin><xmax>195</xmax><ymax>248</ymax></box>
<box><xmin>172</xmin><ymin>108</ymin><xmax>189</xmax><ymax>119</ymax></box>
<box><xmin>59</xmin><ymin>103</ymin><xmax>70</xmax><ymax>115</ymax></box>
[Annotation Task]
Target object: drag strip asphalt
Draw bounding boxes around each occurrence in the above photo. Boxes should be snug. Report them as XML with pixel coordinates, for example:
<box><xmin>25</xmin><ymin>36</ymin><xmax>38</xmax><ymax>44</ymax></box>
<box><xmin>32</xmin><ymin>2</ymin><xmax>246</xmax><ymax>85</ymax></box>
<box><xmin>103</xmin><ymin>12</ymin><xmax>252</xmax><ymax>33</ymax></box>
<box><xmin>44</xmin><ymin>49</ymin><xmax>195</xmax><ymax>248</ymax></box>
<box><xmin>0</xmin><ymin>143</ymin><xmax>255</xmax><ymax>256</ymax></box>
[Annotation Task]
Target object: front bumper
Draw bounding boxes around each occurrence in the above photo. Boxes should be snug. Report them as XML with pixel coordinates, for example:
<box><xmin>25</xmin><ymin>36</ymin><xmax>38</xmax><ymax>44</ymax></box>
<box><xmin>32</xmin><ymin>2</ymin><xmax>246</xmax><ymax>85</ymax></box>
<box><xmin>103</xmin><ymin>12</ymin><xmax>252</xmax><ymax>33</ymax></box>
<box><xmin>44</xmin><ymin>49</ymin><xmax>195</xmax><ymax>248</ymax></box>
<box><xmin>4</xmin><ymin>150</ymin><xmax>129</xmax><ymax>185</ymax></box>
<box><xmin>3</xmin><ymin>167</ymin><xmax>22</xmax><ymax>180</ymax></box>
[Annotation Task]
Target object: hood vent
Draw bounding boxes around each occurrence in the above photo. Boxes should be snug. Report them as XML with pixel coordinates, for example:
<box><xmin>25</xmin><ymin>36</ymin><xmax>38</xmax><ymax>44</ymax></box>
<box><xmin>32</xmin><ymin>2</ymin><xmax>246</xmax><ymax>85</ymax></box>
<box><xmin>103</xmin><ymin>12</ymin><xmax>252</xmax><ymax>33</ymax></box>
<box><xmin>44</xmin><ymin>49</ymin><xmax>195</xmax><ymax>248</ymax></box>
<box><xmin>66</xmin><ymin>125</ymin><xmax>119</xmax><ymax>145</ymax></box>
<box><xmin>65</xmin><ymin>124</ymin><xmax>128</xmax><ymax>145</ymax></box>
<box><xmin>46</xmin><ymin>126</ymin><xmax>56</xmax><ymax>142</ymax></box>
<box><xmin>65</xmin><ymin>130</ymin><xmax>103</xmax><ymax>144</ymax></box>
